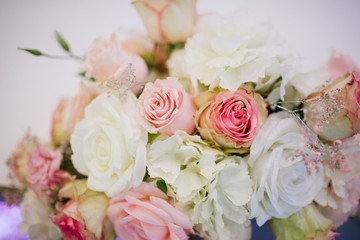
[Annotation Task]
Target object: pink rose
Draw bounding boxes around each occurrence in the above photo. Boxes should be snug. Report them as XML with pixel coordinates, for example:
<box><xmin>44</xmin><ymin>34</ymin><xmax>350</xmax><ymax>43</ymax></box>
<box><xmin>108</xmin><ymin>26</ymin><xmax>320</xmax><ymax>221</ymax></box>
<box><xmin>7</xmin><ymin>133</ymin><xmax>37</xmax><ymax>185</ymax></box>
<box><xmin>82</xmin><ymin>35</ymin><xmax>148</xmax><ymax>94</ymax></box>
<box><xmin>132</xmin><ymin>0</ymin><xmax>197</xmax><ymax>43</ymax></box>
<box><xmin>195</xmin><ymin>89</ymin><xmax>267</xmax><ymax>151</ymax></box>
<box><xmin>51</xmin><ymin>88</ymin><xmax>96</xmax><ymax>146</ymax></box>
<box><xmin>327</xmin><ymin>49</ymin><xmax>359</xmax><ymax>81</ymax></box>
<box><xmin>304</xmin><ymin>71</ymin><xmax>360</xmax><ymax>141</ymax></box>
<box><xmin>107</xmin><ymin>182</ymin><xmax>194</xmax><ymax>240</ymax></box>
<box><xmin>345</xmin><ymin>72</ymin><xmax>360</xmax><ymax>133</ymax></box>
<box><xmin>27</xmin><ymin>145</ymin><xmax>71</xmax><ymax>194</ymax></box>
<box><xmin>51</xmin><ymin>200</ymin><xmax>95</xmax><ymax>240</ymax></box>
<box><xmin>139</xmin><ymin>77</ymin><xmax>196</xmax><ymax>135</ymax></box>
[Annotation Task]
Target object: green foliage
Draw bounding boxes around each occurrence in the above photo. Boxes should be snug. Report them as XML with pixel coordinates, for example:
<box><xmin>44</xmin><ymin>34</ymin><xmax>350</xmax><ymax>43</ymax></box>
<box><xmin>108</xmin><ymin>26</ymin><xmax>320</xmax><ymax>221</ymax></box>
<box><xmin>54</xmin><ymin>30</ymin><xmax>70</xmax><ymax>52</ymax></box>
<box><xmin>156</xmin><ymin>179</ymin><xmax>167</xmax><ymax>194</ymax></box>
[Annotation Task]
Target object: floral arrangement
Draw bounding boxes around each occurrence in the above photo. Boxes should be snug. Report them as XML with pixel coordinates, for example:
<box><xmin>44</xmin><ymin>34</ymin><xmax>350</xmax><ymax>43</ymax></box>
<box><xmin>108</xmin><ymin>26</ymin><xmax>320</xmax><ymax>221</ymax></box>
<box><xmin>6</xmin><ymin>1</ymin><xmax>360</xmax><ymax>240</ymax></box>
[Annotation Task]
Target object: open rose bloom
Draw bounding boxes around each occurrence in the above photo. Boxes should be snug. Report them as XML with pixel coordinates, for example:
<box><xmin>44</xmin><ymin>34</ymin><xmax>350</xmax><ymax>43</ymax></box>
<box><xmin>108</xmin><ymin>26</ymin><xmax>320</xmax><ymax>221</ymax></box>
<box><xmin>10</xmin><ymin>1</ymin><xmax>360</xmax><ymax>240</ymax></box>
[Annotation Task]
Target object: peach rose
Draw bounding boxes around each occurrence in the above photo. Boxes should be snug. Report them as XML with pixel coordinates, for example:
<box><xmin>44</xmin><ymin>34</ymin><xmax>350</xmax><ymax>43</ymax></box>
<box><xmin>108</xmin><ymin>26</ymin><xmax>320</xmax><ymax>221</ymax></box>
<box><xmin>27</xmin><ymin>145</ymin><xmax>71</xmax><ymax>195</ymax></box>
<box><xmin>107</xmin><ymin>182</ymin><xmax>194</xmax><ymax>240</ymax></box>
<box><xmin>195</xmin><ymin>89</ymin><xmax>267</xmax><ymax>151</ymax></box>
<box><xmin>327</xmin><ymin>49</ymin><xmax>359</xmax><ymax>81</ymax></box>
<box><xmin>132</xmin><ymin>0</ymin><xmax>196</xmax><ymax>43</ymax></box>
<box><xmin>51</xmin><ymin>88</ymin><xmax>96</xmax><ymax>146</ymax></box>
<box><xmin>304</xmin><ymin>71</ymin><xmax>360</xmax><ymax>141</ymax></box>
<box><xmin>82</xmin><ymin>35</ymin><xmax>148</xmax><ymax>94</ymax></box>
<box><xmin>139</xmin><ymin>77</ymin><xmax>196</xmax><ymax>135</ymax></box>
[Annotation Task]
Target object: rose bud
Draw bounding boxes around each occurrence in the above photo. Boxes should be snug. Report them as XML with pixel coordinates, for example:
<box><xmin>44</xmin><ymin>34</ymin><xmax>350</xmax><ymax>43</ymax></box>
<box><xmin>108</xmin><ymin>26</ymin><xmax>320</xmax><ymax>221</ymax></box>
<box><xmin>51</xmin><ymin>87</ymin><xmax>96</xmax><ymax>146</ymax></box>
<box><xmin>195</xmin><ymin>89</ymin><xmax>267</xmax><ymax>152</ymax></box>
<box><xmin>304</xmin><ymin>71</ymin><xmax>360</xmax><ymax>141</ymax></box>
<box><xmin>132</xmin><ymin>0</ymin><xmax>197</xmax><ymax>43</ymax></box>
<box><xmin>82</xmin><ymin>34</ymin><xmax>148</xmax><ymax>94</ymax></box>
<box><xmin>139</xmin><ymin>77</ymin><xmax>196</xmax><ymax>135</ymax></box>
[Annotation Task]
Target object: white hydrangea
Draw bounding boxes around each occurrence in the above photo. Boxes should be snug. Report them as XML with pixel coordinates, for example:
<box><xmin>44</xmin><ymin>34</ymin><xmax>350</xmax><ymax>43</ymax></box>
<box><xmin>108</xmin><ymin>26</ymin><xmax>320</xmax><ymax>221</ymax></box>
<box><xmin>19</xmin><ymin>189</ymin><xmax>61</xmax><ymax>240</ymax></box>
<box><xmin>192</xmin><ymin>161</ymin><xmax>253</xmax><ymax>240</ymax></box>
<box><xmin>147</xmin><ymin>132</ymin><xmax>226</xmax><ymax>202</ymax></box>
<box><xmin>71</xmin><ymin>93</ymin><xmax>148</xmax><ymax>197</ymax></box>
<box><xmin>184</xmin><ymin>9</ymin><xmax>279</xmax><ymax>91</ymax></box>
<box><xmin>248</xmin><ymin>112</ymin><xmax>324</xmax><ymax>226</ymax></box>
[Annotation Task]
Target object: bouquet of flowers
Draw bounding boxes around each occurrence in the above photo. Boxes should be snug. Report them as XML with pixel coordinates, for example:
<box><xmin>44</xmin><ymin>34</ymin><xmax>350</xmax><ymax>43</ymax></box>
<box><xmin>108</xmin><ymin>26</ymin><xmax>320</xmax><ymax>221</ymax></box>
<box><xmin>6</xmin><ymin>0</ymin><xmax>360</xmax><ymax>239</ymax></box>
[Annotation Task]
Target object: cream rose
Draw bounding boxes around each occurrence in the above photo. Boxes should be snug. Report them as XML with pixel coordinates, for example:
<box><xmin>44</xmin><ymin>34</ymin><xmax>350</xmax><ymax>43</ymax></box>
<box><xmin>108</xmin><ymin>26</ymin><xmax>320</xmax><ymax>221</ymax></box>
<box><xmin>249</xmin><ymin>112</ymin><xmax>324</xmax><ymax>226</ymax></box>
<box><xmin>71</xmin><ymin>93</ymin><xmax>148</xmax><ymax>197</ymax></box>
<box><xmin>139</xmin><ymin>77</ymin><xmax>196</xmax><ymax>135</ymax></box>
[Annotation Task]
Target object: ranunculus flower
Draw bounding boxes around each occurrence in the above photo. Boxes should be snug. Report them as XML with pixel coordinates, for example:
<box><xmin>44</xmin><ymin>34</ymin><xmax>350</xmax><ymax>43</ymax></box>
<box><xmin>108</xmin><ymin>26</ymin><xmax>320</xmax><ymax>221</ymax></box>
<box><xmin>52</xmin><ymin>180</ymin><xmax>111</xmax><ymax>240</ymax></box>
<box><xmin>139</xmin><ymin>77</ymin><xmax>196</xmax><ymax>135</ymax></box>
<box><xmin>71</xmin><ymin>93</ymin><xmax>148</xmax><ymax>197</ymax></box>
<box><xmin>327</xmin><ymin>49</ymin><xmax>359</xmax><ymax>81</ymax></box>
<box><xmin>82</xmin><ymin>35</ymin><xmax>148</xmax><ymax>95</ymax></box>
<box><xmin>107</xmin><ymin>182</ymin><xmax>194</xmax><ymax>240</ymax></box>
<box><xmin>51</xmin><ymin>87</ymin><xmax>96</xmax><ymax>146</ymax></box>
<box><xmin>304</xmin><ymin>71</ymin><xmax>360</xmax><ymax>141</ymax></box>
<box><xmin>19</xmin><ymin>189</ymin><xmax>61</xmax><ymax>240</ymax></box>
<box><xmin>184</xmin><ymin>10</ymin><xmax>279</xmax><ymax>91</ymax></box>
<box><xmin>27</xmin><ymin>145</ymin><xmax>71</xmax><ymax>196</ymax></box>
<box><xmin>193</xmin><ymin>161</ymin><xmax>253</xmax><ymax>240</ymax></box>
<box><xmin>249</xmin><ymin>112</ymin><xmax>324</xmax><ymax>226</ymax></box>
<box><xmin>268</xmin><ymin>204</ymin><xmax>336</xmax><ymax>240</ymax></box>
<box><xmin>195</xmin><ymin>89</ymin><xmax>267</xmax><ymax>151</ymax></box>
<box><xmin>7</xmin><ymin>133</ymin><xmax>37</xmax><ymax>185</ymax></box>
<box><xmin>132</xmin><ymin>0</ymin><xmax>196</xmax><ymax>43</ymax></box>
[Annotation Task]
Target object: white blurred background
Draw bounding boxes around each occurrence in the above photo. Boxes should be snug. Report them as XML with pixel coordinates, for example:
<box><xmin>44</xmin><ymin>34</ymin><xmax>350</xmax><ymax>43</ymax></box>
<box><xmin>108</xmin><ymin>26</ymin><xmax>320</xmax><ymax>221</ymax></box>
<box><xmin>0</xmin><ymin>0</ymin><xmax>359</xmax><ymax>186</ymax></box>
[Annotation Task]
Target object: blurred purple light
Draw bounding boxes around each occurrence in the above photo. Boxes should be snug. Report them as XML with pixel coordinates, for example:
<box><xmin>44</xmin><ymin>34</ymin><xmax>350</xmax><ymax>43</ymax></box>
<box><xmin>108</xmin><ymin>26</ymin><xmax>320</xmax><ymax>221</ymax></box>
<box><xmin>0</xmin><ymin>202</ymin><xmax>27</xmax><ymax>240</ymax></box>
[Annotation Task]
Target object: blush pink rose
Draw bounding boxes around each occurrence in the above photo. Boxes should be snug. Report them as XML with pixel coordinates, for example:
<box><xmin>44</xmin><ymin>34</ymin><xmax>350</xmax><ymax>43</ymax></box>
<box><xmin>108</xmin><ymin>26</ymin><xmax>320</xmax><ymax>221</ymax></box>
<box><xmin>345</xmin><ymin>71</ymin><xmax>360</xmax><ymax>133</ymax></box>
<box><xmin>139</xmin><ymin>77</ymin><xmax>196</xmax><ymax>135</ymax></box>
<box><xmin>51</xmin><ymin>200</ymin><xmax>95</xmax><ymax>240</ymax></box>
<box><xmin>82</xmin><ymin>35</ymin><xmax>148</xmax><ymax>94</ymax></box>
<box><xmin>195</xmin><ymin>89</ymin><xmax>267</xmax><ymax>151</ymax></box>
<box><xmin>107</xmin><ymin>182</ymin><xmax>194</xmax><ymax>240</ymax></box>
<box><xmin>27</xmin><ymin>145</ymin><xmax>71</xmax><ymax>193</ymax></box>
<box><xmin>51</xmin><ymin>88</ymin><xmax>96</xmax><ymax>146</ymax></box>
<box><xmin>327</xmin><ymin>49</ymin><xmax>359</xmax><ymax>81</ymax></box>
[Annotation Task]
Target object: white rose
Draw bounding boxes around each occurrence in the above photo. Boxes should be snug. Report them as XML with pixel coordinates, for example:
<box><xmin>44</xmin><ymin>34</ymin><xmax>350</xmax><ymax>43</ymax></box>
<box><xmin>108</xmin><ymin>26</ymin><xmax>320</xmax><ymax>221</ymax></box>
<box><xmin>193</xmin><ymin>161</ymin><xmax>253</xmax><ymax>240</ymax></box>
<box><xmin>71</xmin><ymin>93</ymin><xmax>148</xmax><ymax>197</ymax></box>
<box><xmin>184</xmin><ymin>9</ymin><xmax>278</xmax><ymax>91</ymax></box>
<box><xmin>248</xmin><ymin>112</ymin><xmax>324</xmax><ymax>226</ymax></box>
<box><xmin>147</xmin><ymin>131</ymin><xmax>226</xmax><ymax>202</ymax></box>
<box><xmin>19</xmin><ymin>189</ymin><xmax>61</xmax><ymax>240</ymax></box>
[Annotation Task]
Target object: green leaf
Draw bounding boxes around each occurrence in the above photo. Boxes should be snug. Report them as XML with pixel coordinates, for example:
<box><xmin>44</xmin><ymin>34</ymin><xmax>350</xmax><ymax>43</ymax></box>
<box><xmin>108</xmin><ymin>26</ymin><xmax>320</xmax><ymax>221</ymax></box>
<box><xmin>18</xmin><ymin>48</ymin><xmax>42</xmax><ymax>56</ymax></box>
<box><xmin>148</xmin><ymin>132</ymin><xmax>160</xmax><ymax>144</ymax></box>
<box><xmin>156</xmin><ymin>179</ymin><xmax>167</xmax><ymax>194</ymax></box>
<box><xmin>54</xmin><ymin>30</ymin><xmax>70</xmax><ymax>52</ymax></box>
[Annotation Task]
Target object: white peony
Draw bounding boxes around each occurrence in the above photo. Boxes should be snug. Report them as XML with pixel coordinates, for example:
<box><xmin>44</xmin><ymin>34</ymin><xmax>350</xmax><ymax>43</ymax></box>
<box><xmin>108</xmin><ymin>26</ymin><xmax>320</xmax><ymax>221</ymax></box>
<box><xmin>147</xmin><ymin>131</ymin><xmax>227</xmax><ymax>202</ymax></box>
<box><xmin>248</xmin><ymin>112</ymin><xmax>324</xmax><ymax>226</ymax></box>
<box><xmin>19</xmin><ymin>189</ymin><xmax>61</xmax><ymax>240</ymax></box>
<box><xmin>71</xmin><ymin>93</ymin><xmax>148</xmax><ymax>197</ymax></box>
<box><xmin>192</xmin><ymin>161</ymin><xmax>253</xmax><ymax>240</ymax></box>
<box><xmin>184</xmin><ymin>9</ymin><xmax>279</xmax><ymax>91</ymax></box>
